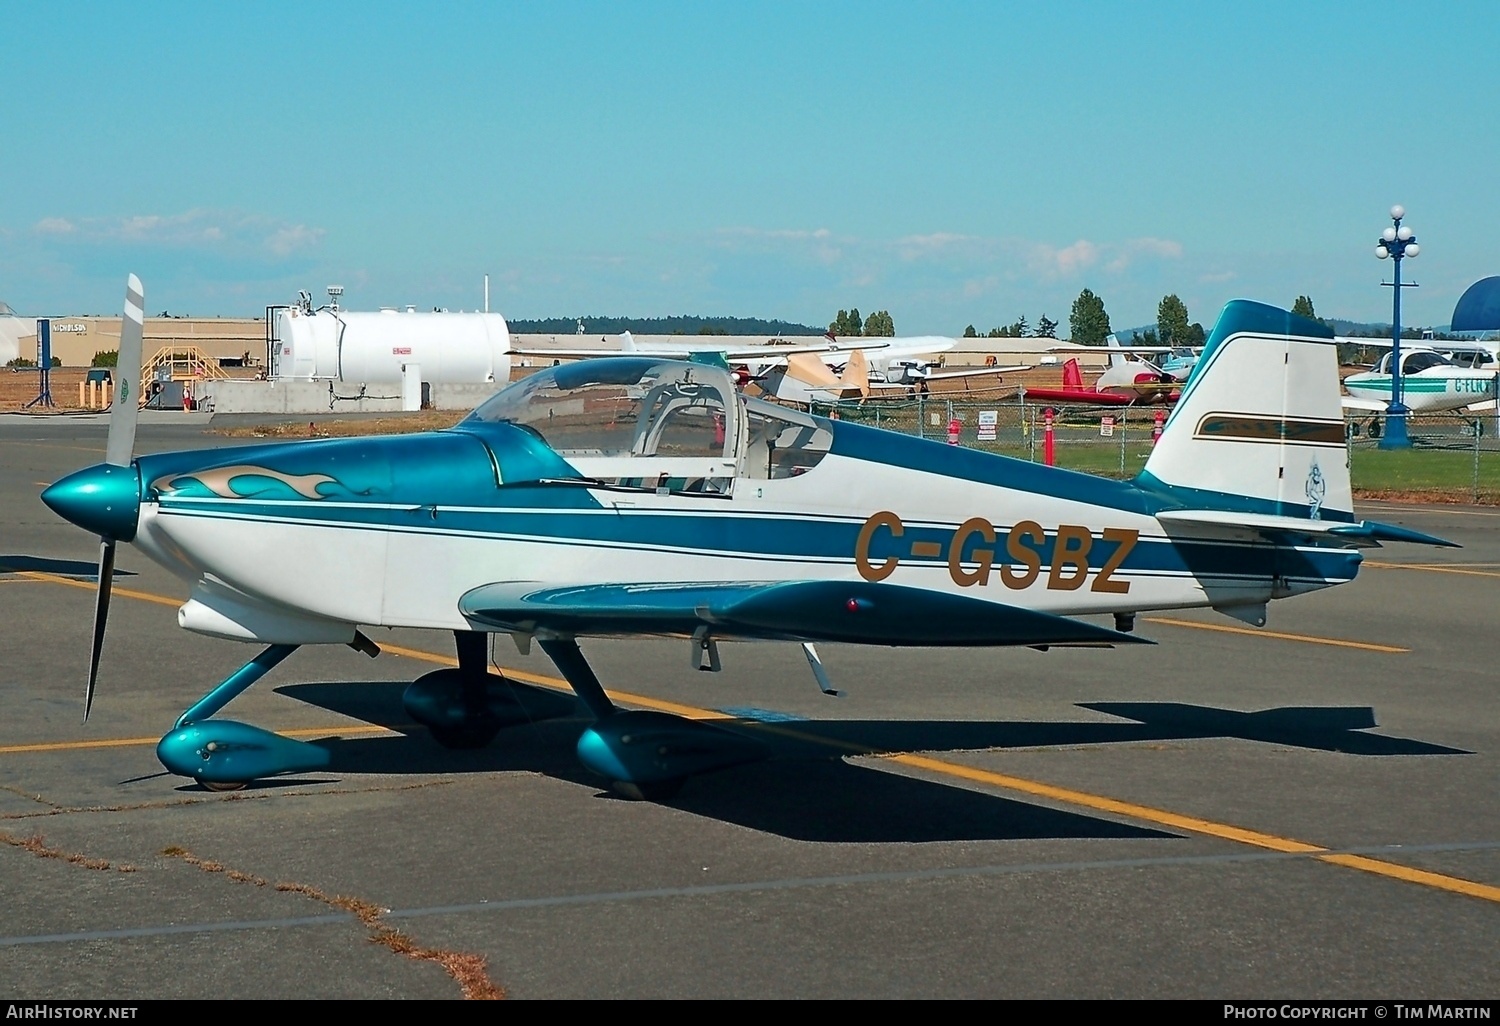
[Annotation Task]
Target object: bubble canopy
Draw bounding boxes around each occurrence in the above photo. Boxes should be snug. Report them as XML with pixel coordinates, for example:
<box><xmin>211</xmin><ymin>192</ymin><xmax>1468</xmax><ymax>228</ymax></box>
<box><xmin>465</xmin><ymin>357</ymin><xmax>741</xmax><ymax>461</ymax></box>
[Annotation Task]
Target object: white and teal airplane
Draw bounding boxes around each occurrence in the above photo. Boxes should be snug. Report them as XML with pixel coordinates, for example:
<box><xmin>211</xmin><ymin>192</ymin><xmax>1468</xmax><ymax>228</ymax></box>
<box><xmin>42</xmin><ymin>277</ymin><xmax>1451</xmax><ymax>798</ymax></box>
<box><xmin>1340</xmin><ymin>342</ymin><xmax>1500</xmax><ymax>428</ymax></box>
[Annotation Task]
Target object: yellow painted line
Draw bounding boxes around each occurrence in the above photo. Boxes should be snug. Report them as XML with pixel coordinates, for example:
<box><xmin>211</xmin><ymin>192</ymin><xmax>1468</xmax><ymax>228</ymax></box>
<box><xmin>378</xmin><ymin>641</ymin><xmax>730</xmax><ymax>720</ymax></box>
<box><xmin>17</xmin><ymin>573</ymin><xmax>1497</xmax><ymax>903</ymax></box>
<box><xmin>18</xmin><ymin>570</ymin><xmax>182</xmax><ymax>608</ymax></box>
<box><xmin>1365</xmin><ymin>561</ymin><xmax>1500</xmax><ymax>579</ymax></box>
<box><xmin>0</xmin><ymin>724</ymin><xmax>395</xmax><ymax>756</ymax></box>
<box><xmin>1316</xmin><ymin>853</ymin><xmax>1500</xmax><ymax>902</ymax></box>
<box><xmin>889</xmin><ymin>754</ymin><xmax>1500</xmax><ymax>903</ymax></box>
<box><xmin>1142</xmin><ymin>616</ymin><xmax>1409</xmax><ymax>653</ymax></box>
<box><xmin>0</xmin><ymin>736</ymin><xmax>163</xmax><ymax>754</ymax></box>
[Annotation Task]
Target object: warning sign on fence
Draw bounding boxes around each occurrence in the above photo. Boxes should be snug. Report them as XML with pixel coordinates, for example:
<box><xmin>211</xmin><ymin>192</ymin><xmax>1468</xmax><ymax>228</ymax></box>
<box><xmin>1100</xmin><ymin>416</ymin><xmax>1115</xmax><ymax>437</ymax></box>
<box><xmin>977</xmin><ymin>410</ymin><xmax>997</xmax><ymax>441</ymax></box>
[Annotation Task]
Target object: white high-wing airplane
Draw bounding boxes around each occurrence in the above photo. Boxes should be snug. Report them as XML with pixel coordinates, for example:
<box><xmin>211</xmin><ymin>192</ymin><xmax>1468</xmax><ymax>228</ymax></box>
<box><xmin>752</xmin><ymin>346</ymin><xmax>1029</xmax><ymax>404</ymax></box>
<box><xmin>1339</xmin><ymin>341</ymin><xmax>1499</xmax><ymax>428</ymax></box>
<box><xmin>42</xmin><ymin>277</ymin><xmax>1451</xmax><ymax>799</ymax></box>
<box><xmin>526</xmin><ymin>330</ymin><xmax>981</xmax><ymax>404</ymax></box>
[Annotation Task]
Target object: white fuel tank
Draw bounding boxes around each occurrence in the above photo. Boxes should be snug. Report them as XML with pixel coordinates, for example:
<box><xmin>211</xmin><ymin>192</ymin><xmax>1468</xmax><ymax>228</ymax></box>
<box><xmin>270</xmin><ymin>306</ymin><xmax>512</xmax><ymax>384</ymax></box>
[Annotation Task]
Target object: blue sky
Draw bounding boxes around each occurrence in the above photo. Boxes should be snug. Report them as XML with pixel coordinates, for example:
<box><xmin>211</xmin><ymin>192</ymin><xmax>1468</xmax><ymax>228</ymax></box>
<box><xmin>3</xmin><ymin>2</ymin><xmax>1497</xmax><ymax>334</ymax></box>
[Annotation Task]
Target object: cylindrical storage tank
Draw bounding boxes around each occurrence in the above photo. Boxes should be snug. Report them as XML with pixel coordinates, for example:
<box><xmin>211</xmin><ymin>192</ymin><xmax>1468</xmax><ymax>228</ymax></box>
<box><xmin>271</xmin><ymin>308</ymin><xmax>511</xmax><ymax>384</ymax></box>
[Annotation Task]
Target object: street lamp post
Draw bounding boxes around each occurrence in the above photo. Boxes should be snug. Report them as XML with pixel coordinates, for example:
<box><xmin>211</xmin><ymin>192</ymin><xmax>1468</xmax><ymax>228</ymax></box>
<box><xmin>1375</xmin><ymin>204</ymin><xmax>1419</xmax><ymax>449</ymax></box>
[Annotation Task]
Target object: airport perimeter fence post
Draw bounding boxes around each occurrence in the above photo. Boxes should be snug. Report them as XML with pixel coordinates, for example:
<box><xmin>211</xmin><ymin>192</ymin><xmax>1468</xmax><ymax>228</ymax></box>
<box><xmin>917</xmin><ymin>395</ymin><xmax>925</xmax><ymax>440</ymax></box>
<box><xmin>1475</xmin><ymin>415</ymin><xmax>1482</xmax><ymax>503</ymax></box>
<box><xmin>1025</xmin><ymin>401</ymin><xmax>1036</xmax><ymax>462</ymax></box>
<box><xmin>1119</xmin><ymin>408</ymin><xmax>1128</xmax><ymax>476</ymax></box>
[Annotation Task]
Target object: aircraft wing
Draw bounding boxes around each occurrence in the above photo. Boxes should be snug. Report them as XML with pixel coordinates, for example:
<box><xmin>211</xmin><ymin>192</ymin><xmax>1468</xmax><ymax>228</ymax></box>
<box><xmin>918</xmin><ymin>364</ymin><xmax>1029</xmax><ymax>381</ymax></box>
<box><xmin>1020</xmin><ymin>387</ymin><xmax>1135</xmax><ymax>406</ymax></box>
<box><xmin>458</xmin><ymin>579</ymin><xmax>1149</xmax><ymax>647</ymax></box>
<box><xmin>1340</xmin><ymin>395</ymin><xmax>1388</xmax><ymax>413</ymax></box>
<box><xmin>514</xmin><ymin>341</ymin><xmax>889</xmax><ymax>361</ymax></box>
<box><xmin>513</xmin><ymin>330</ymin><xmax>889</xmax><ymax>363</ymax></box>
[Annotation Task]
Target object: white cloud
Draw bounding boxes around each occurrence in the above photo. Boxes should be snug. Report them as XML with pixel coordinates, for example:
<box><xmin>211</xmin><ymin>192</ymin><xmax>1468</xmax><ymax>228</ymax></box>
<box><xmin>712</xmin><ymin>226</ymin><xmax>843</xmax><ymax>264</ymax></box>
<box><xmin>265</xmin><ymin>224</ymin><xmax>325</xmax><ymax>256</ymax></box>
<box><xmin>1105</xmin><ymin>236</ymin><xmax>1184</xmax><ymax>273</ymax></box>
<box><xmin>30</xmin><ymin>209</ymin><xmax>325</xmax><ymax>258</ymax></box>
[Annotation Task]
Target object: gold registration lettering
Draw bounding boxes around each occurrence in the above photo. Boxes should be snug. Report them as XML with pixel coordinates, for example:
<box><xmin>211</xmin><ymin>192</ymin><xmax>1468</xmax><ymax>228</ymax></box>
<box><xmin>1001</xmin><ymin>520</ymin><xmax>1044</xmax><ymax>589</ymax></box>
<box><xmin>1090</xmin><ymin>528</ymin><xmax>1138</xmax><ymax>594</ymax></box>
<box><xmin>1048</xmin><ymin>524</ymin><xmax>1093</xmax><ymax>590</ymax></box>
<box><xmin>855</xmin><ymin>511</ymin><xmax>904</xmax><ymax>582</ymax></box>
<box><xmin>948</xmin><ymin>517</ymin><xmax>996</xmax><ymax>587</ymax></box>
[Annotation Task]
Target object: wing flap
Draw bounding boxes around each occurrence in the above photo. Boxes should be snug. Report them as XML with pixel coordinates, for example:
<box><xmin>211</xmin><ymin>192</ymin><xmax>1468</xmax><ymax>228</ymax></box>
<box><xmin>459</xmin><ymin>579</ymin><xmax>1151</xmax><ymax>647</ymax></box>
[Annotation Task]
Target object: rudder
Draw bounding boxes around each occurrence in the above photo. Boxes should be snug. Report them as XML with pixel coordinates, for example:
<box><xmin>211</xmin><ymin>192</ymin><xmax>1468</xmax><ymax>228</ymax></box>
<box><xmin>1141</xmin><ymin>300</ymin><xmax>1350</xmax><ymax>521</ymax></box>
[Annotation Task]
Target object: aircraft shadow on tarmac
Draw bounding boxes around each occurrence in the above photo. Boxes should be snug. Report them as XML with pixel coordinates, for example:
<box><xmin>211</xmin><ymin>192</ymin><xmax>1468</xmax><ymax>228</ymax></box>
<box><xmin>0</xmin><ymin>554</ymin><xmax>137</xmax><ymax>578</ymax></box>
<box><xmin>276</xmin><ymin>680</ymin><xmax>1466</xmax><ymax>843</ymax></box>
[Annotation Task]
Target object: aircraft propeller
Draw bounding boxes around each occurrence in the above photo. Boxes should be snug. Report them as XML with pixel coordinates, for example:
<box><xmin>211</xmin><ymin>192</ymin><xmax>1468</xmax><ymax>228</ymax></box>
<box><xmin>42</xmin><ymin>274</ymin><xmax>145</xmax><ymax>720</ymax></box>
<box><xmin>85</xmin><ymin>274</ymin><xmax>145</xmax><ymax>718</ymax></box>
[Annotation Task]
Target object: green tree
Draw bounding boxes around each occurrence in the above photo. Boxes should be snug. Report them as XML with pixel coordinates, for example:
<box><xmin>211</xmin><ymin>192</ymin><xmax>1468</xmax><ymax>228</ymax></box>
<box><xmin>862</xmin><ymin>310</ymin><xmax>895</xmax><ymax>336</ymax></box>
<box><xmin>1291</xmin><ymin>295</ymin><xmax>1316</xmax><ymax>319</ymax></box>
<box><xmin>1157</xmin><ymin>294</ymin><xmax>1190</xmax><ymax>346</ymax></box>
<box><xmin>92</xmin><ymin>350</ymin><xmax>119</xmax><ymax>367</ymax></box>
<box><xmin>1035</xmin><ymin>314</ymin><xmax>1058</xmax><ymax>339</ymax></box>
<box><xmin>1131</xmin><ymin>328</ymin><xmax>1160</xmax><ymax>346</ymax></box>
<box><xmin>828</xmin><ymin>308</ymin><xmax>863</xmax><ymax>336</ymax></box>
<box><xmin>1069</xmin><ymin>289</ymin><xmax>1111</xmax><ymax>345</ymax></box>
<box><xmin>963</xmin><ymin>324</ymin><xmax>978</xmax><ymax>338</ymax></box>
<box><xmin>1185</xmin><ymin>322</ymin><xmax>1206</xmax><ymax>346</ymax></box>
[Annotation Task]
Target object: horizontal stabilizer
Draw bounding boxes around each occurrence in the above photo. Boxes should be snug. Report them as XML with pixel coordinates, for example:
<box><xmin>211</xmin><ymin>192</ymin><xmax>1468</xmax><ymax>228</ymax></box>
<box><xmin>459</xmin><ymin>579</ymin><xmax>1152</xmax><ymax>647</ymax></box>
<box><xmin>1156</xmin><ymin>509</ymin><xmax>1456</xmax><ymax>548</ymax></box>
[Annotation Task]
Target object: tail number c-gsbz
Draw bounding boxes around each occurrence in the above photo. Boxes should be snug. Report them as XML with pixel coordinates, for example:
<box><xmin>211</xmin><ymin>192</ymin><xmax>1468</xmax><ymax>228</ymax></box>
<box><xmin>855</xmin><ymin>512</ymin><xmax>1137</xmax><ymax>594</ymax></box>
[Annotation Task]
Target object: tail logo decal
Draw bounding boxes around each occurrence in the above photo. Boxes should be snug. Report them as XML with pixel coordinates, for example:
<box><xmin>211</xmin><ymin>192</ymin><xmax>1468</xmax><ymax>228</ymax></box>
<box><xmin>1306</xmin><ymin>462</ymin><xmax>1326</xmax><ymax>520</ymax></box>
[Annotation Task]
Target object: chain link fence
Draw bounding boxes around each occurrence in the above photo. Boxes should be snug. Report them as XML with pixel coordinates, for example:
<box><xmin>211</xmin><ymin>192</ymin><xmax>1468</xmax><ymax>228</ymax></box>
<box><xmin>807</xmin><ymin>396</ymin><xmax>1500</xmax><ymax>503</ymax></box>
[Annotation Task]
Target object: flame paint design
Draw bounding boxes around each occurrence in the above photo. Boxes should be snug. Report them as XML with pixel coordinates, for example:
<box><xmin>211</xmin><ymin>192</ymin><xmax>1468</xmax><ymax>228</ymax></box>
<box><xmin>152</xmin><ymin>465</ymin><xmax>339</xmax><ymax>500</ymax></box>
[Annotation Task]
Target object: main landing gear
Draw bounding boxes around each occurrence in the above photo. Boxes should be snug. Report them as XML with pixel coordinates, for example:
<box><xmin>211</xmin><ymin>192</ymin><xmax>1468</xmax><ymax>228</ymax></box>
<box><xmin>538</xmin><ymin>638</ymin><xmax>768</xmax><ymax>800</ymax></box>
<box><xmin>401</xmin><ymin>631</ymin><xmax>572</xmax><ymax>749</ymax></box>
<box><xmin>154</xmin><ymin>630</ymin><xmax>767</xmax><ymax>799</ymax></box>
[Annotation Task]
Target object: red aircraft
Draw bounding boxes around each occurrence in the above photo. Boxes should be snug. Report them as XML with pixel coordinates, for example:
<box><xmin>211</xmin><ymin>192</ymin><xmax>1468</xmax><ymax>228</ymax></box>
<box><xmin>1022</xmin><ymin>355</ymin><xmax>1180</xmax><ymax>406</ymax></box>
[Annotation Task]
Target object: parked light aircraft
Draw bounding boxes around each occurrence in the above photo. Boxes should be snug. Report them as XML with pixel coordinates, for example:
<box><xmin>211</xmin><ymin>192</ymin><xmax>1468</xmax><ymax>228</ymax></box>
<box><xmin>42</xmin><ymin>278</ymin><xmax>1451</xmax><ymax>799</ymax></box>
<box><xmin>752</xmin><ymin>347</ymin><xmax>1028</xmax><ymax>404</ymax></box>
<box><xmin>532</xmin><ymin>329</ymin><xmax>997</xmax><ymax>405</ymax></box>
<box><xmin>1026</xmin><ymin>335</ymin><xmax>1183</xmax><ymax>406</ymax></box>
<box><xmin>1340</xmin><ymin>344</ymin><xmax>1499</xmax><ymax>432</ymax></box>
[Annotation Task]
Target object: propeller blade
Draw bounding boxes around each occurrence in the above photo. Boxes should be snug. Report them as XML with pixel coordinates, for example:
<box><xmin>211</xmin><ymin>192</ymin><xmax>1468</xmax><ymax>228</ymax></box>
<box><xmin>105</xmin><ymin>274</ymin><xmax>144</xmax><ymax>468</ymax></box>
<box><xmin>85</xmin><ymin>539</ymin><xmax>116</xmax><ymax>722</ymax></box>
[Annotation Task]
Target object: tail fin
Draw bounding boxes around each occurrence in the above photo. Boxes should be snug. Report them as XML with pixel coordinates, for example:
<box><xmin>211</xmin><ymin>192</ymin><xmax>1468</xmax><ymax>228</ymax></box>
<box><xmin>838</xmin><ymin>348</ymin><xmax>872</xmax><ymax>397</ymax></box>
<box><xmin>1105</xmin><ymin>333</ymin><xmax>1126</xmax><ymax>369</ymax></box>
<box><xmin>1061</xmin><ymin>358</ymin><xmax>1083</xmax><ymax>389</ymax></box>
<box><xmin>1141</xmin><ymin>300</ymin><xmax>1350</xmax><ymax>521</ymax></box>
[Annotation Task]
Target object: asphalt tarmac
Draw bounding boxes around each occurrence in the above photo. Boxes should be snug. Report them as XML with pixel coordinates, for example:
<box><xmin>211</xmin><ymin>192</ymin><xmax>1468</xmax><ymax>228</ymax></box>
<box><xmin>1</xmin><ymin>415</ymin><xmax>1497</xmax><ymax>999</ymax></box>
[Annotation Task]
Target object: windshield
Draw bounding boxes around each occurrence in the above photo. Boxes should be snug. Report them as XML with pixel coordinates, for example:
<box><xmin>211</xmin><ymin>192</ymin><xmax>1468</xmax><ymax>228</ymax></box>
<box><xmin>466</xmin><ymin>357</ymin><xmax>739</xmax><ymax>460</ymax></box>
<box><xmin>1403</xmin><ymin>351</ymin><xmax>1450</xmax><ymax>374</ymax></box>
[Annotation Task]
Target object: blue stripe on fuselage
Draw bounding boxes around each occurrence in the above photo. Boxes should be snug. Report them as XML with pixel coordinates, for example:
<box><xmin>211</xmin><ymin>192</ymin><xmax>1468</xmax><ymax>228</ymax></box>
<box><xmin>152</xmin><ymin>498</ymin><xmax>1359</xmax><ymax>585</ymax></box>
